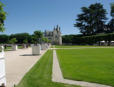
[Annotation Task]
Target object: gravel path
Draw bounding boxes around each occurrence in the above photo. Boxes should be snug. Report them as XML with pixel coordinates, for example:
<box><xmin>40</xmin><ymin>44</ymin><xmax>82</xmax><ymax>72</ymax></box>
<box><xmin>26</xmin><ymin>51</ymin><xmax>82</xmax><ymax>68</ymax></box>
<box><xmin>52</xmin><ymin>50</ymin><xmax>112</xmax><ymax>87</ymax></box>
<box><xmin>5</xmin><ymin>48</ymin><xmax>47</xmax><ymax>87</ymax></box>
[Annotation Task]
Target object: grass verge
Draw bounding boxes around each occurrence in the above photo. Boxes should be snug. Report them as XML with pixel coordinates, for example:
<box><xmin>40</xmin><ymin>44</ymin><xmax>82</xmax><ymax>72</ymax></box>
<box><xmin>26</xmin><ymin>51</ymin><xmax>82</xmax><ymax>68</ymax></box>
<box><xmin>16</xmin><ymin>50</ymin><xmax>80</xmax><ymax>87</ymax></box>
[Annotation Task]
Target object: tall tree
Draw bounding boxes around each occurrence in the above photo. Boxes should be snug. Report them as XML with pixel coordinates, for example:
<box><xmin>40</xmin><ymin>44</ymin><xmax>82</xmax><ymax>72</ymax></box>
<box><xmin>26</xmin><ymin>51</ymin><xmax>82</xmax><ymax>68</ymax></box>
<box><xmin>0</xmin><ymin>2</ymin><xmax>6</xmax><ymax>32</ymax></box>
<box><xmin>107</xmin><ymin>3</ymin><xmax>114</xmax><ymax>33</ymax></box>
<box><xmin>111</xmin><ymin>3</ymin><xmax>114</xmax><ymax>18</ymax></box>
<box><xmin>74</xmin><ymin>3</ymin><xmax>107</xmax><ymax>35</ymax></box>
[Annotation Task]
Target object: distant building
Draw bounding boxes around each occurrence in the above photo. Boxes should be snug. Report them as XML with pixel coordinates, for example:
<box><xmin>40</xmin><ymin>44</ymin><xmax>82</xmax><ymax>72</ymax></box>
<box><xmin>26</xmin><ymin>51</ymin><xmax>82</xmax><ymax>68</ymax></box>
<box><xmin>44</xmin><ymin>25</ymin><xmax>62</xmax><ymax>45</ymax></box>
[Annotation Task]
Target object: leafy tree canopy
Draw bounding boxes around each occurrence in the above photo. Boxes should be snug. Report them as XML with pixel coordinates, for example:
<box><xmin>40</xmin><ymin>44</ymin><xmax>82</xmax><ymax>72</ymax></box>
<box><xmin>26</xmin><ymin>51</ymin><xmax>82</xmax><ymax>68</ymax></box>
<box><xmin>9</xmin><ymin>38</ymin><xmax>17</xmax><ymax>44</ymax></box>
<box><xmin>10</xmin><ymin>33</ymin><xmax>31</xmax><ymax>44</ymax></box>
<box><xmin>42</xmin><ymin>37</ymin><xmax>49</xmax><ymax>43</ymax></box>
<box><xmin>0</xmin><ymin>2</ymin><xmax>6</xmax><ymax>32</ymax></box>
<box><xmin>32</xmin><ymin>30</ymin><xmax>43</xmax><ymax>44</ymax></box>
<box><xmin>74</xmin><ymin>3</ymin><xmax>107</xmax><ymax>35</ymax></box>
<box><xmin>111</xmin><ymin>3</ymin><xmax>114</xmax><ymax>17</ymax></box>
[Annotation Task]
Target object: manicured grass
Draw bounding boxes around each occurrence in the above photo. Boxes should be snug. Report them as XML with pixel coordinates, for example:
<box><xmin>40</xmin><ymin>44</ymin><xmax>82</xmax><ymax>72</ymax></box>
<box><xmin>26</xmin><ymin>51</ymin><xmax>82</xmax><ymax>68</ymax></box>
<box><xmin>56</xmin><ymin>48</ymin><xmax>114</xmax><ymax>86</ymax></box>
<box><xmin>55</xmin><ymin>45</ymin><xmax>114</xmax><ymax>48</ymax></box>
<box><xmin>4</xmin><ymin>46</ymin><xmax>12</xmax><ymax>51</ymax></box>
<box><xmin>4</xmin><ymin>46</ymin><xmax>23</xmax><ymax>51</ymax></box>
<box><xmin>16</xmin><ymin>50</ymin><xmax>80</xmax><ymax>87</ymax></box>
<box><xmin>18</xmin><ymin>45</ymin><xmax>23</xmax><ymax>49</ymax></box>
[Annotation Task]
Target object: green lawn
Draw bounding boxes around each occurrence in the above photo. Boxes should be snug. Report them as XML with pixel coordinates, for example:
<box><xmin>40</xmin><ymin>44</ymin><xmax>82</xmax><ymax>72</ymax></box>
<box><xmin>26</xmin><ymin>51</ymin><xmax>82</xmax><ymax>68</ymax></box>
<box><xmin>4</xmin><ymin>46</ymin><xmax>23</xmax><ymax>51</ymax></box>
<box><xmin>4</xmin><ymin>46</ymin><xmax>12</xmax><ymax>51</ymax></box>
<box><xmin>18</xmin><ymin>45</ymin><xmax>23</xmax><ymax>49</ymax></box>
<box><xmin>16</xmin><ymin>50</ymin><xmax>80</xmax><ymax>87</ymax></box>
<box><xmin>56</xmin><ymin>48</ymin><xmax>114</xmax><ymax>86</ymax></box>
<box><xmin>55</xmin><ymin>45</ymin><xmax>114</xmax><ymax>48</ymax></box>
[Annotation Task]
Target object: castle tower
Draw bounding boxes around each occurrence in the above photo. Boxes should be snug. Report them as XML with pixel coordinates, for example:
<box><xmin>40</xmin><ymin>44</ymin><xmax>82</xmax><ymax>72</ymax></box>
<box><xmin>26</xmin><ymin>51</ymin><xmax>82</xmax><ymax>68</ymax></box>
<box><xmin>44</xmin><ymin>25</ymin><xmax>62</xmax><ymax>45</ymax></box>
<box><xmin>58</xmin><ymin>26</ymin><xmax>62</xmax><ymax>45</ymax></box>
<box><xmin>53</xmin><ymin>25</ymin><xmax>62</xmax><ymax>45</ymax></box>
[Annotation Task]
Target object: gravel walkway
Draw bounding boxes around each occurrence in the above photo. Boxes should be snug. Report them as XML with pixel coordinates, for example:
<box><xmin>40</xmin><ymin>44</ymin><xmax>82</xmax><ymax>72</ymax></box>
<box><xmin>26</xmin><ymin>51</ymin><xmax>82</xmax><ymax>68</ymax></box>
<box><xmin>52</xmin><ymin>50</ymin><xmax>111</xmax><ymax>87</ymax></box>
<box><xmin>5</xmin><ymin>48</ymin><xmax>47</xmax><ymax>87</ymax></box>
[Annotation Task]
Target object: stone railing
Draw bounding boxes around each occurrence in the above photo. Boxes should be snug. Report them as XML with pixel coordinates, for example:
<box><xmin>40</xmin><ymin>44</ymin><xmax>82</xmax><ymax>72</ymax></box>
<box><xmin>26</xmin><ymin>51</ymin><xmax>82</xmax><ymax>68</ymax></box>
<box><xmin>0</xmin><ymin>46</ymin><xmax>6</xmax><ymax>87</ymax></box>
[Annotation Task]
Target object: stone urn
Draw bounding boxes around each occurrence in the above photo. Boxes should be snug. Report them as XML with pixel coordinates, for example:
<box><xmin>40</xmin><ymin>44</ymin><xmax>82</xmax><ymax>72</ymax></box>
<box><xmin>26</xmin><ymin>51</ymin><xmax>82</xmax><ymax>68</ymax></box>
<box><xmin>32</xmin><ymin>44</ymin><xmax>41</xmax><ymax>55</ymax></box>
<box><xmin>12</xmin><ymin>44</ymin><xmax>18</xmax><ymax>51</ymax></box>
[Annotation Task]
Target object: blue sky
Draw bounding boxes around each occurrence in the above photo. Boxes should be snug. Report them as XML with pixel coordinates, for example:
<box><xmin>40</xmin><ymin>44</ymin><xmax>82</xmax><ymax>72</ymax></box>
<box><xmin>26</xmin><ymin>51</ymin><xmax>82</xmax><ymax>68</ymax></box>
<box><xmin>1</xmin><ymin>0</ymin><xmax>114</xmax><ymax>35</ymax></box>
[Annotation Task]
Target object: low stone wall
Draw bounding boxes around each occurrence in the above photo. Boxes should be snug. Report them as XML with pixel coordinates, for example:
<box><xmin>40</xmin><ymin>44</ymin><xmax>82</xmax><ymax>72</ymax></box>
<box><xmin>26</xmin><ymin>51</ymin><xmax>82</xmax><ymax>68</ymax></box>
<box><xmin>0</xmin><ymin>46</ymin><xmax>6</xmax><ymax>86</ymax></box>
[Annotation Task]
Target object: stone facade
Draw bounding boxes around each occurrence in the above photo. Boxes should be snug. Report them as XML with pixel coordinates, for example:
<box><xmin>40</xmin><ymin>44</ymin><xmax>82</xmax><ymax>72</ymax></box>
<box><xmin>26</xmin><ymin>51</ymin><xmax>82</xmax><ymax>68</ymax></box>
<box><xmin>44</xmin><ymin>25</ymin><xmax>62</xmax><ymax>45</ymax></box>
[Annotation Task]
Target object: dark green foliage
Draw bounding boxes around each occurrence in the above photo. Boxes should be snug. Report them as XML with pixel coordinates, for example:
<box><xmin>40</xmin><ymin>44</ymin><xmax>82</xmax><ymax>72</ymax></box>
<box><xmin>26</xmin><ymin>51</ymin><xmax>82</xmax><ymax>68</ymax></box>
<box><xmin>32</xmin><ymin>30</ymin><xmax>43</xmax><ymax>44</ymax></box>
<box><xmin>9</xmin><ymin>38</ymin><xmax>17</xmax><ymax>44</ymax></box>
<box><xmin>111</xmin><ymin>3</ymin><xmax>114</xmax><ymax>17</ymax></box>
<box><xmin>0</xmin><ymin>34</ymin><xmax>9</xmax><ymax>44</ymax></box>
<box><xmin>42</xmin><ymin>37</ymin><xmax>50</xmax><ymax>43</ymax></box>
<box><xmin>106</xmin><ymin>3</ymin><xmax>114</xmax><ymax>33</ymax></box>
<box><xmin>74</xmin><ymin>3</ymin><xmax>107</xmax><ymax>35</ymax></box>
<box><xmin>0</xmin><ymin>2</ymin><xmax>6</xmax><ymax>32</ymax></box>
<box><xmin>62</xmin><ymin>33</ymin><xmax>114</xmax><ymax>45</ymax></box>
<box><xmin>10</xmin><ymin>33</ymin><xmax>32</xmax><ymax>44</ymax></box>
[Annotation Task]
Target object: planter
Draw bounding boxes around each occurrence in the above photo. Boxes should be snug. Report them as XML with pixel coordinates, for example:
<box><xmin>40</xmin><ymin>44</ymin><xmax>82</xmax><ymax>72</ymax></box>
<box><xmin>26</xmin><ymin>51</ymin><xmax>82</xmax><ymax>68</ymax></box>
<box><xmin>41</xmin><ymin>44</ymin><xmax>46</xmax><ymax>50</ymax></box>
<box><xmin>23</xmin><ymin>44</ymin><xmax>27</xmax><ymax>48</ymax></box>
<box><xmin>0</xmin><ymin>46</ymin><xmax>6</xmax><ymax>86</ymax></box>
<box><xmin>32</xmin><ymin>44</ymin><xmax>41</xmax><ymax>55</ymax></box>
<box><xmin>12</xmin><ymin>45</ymin><xmax>18</xmax><ymax>51</ymax></box>
<box><xmin>45</xmin><ymin>43</ymin><xmax>49</xmax><ymax>49</ymax></box>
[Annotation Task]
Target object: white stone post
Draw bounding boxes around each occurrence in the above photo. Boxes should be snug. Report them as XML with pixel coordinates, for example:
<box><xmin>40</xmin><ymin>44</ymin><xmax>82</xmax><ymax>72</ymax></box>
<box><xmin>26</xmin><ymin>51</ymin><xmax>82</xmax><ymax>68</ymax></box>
<box><xmin>32</xmin><ymin>44</ymin><xmax>41</xmax><ymax>55</ymax></box>
<box><xmin>0</xmin><ymin>46</ymin><xmax>6</xmax><ymax>86</ymax></box>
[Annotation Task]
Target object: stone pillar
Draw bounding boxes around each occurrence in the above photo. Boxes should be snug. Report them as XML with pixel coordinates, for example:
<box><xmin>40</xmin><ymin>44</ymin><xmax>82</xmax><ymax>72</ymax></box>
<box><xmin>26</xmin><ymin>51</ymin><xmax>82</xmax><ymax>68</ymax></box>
<box><xmin>0</xmin><ymin>46</ymin><xmax>6</xmax><ymax>86</ymax></box>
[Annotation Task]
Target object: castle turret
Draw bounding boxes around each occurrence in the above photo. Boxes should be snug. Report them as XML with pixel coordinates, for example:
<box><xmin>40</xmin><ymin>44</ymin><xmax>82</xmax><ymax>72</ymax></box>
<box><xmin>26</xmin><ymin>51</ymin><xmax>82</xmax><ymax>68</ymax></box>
<box><xmin>44</xmin><ymin>25</ymin><xmax>62</xmax><ymax>45</ymax></box>
<box><xmin>53</xmin><ymin>25</ymin><xmax>62</xmax><ymax>45</ymax></box>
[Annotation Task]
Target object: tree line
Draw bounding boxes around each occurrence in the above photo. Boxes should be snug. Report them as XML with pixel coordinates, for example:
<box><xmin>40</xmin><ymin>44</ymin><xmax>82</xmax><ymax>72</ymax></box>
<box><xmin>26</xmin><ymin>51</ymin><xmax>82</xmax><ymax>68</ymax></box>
<box><xmin>63</xmin><ymin>33</ymin><xmax>114</xmax><ymax>46</ymax></box>
<box><xmin>0</xmin><ymin>31</ymin><xmax>51</xmax><ymax>44</ymax></box>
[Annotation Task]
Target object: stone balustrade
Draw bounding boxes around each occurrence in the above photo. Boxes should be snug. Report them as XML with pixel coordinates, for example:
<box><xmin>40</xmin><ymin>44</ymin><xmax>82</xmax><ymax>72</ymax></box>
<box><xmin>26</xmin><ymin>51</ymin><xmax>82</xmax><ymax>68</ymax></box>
<box><xmin>0</xmin><ymin>46</ymin><xmax>6</xmax><ymax>87</ymax></box>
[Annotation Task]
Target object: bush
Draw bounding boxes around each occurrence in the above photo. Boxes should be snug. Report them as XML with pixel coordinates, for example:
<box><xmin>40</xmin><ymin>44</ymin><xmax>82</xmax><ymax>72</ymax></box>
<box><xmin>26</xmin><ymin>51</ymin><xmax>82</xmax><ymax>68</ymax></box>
<box><xmin>62</xmin><ymin>33</ymin><xmax>114</xmax><ymax>45</ymax></box>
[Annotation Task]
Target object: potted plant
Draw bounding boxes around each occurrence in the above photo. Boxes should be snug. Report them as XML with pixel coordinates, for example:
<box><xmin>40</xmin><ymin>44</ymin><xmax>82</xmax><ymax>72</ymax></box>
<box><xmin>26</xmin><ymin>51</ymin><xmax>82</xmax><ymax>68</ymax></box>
<box><xmin>41</xmin><ymin>37</ymin><xmax>49</xmax><ymax>50</ymax></box>
<box><xmin>23</xmin><ymin>39</ymin><xmax>28</xmax><ymax>48</ymax></box>
<box><xmin>31</xmin><ymin>30</ymin><xmax>43</xmax><ymax>55</ymax></box>
<box><xmin>9</xmin><ymin>38</ymin><xmax>18</xmax><ymax>51</ymax></box>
